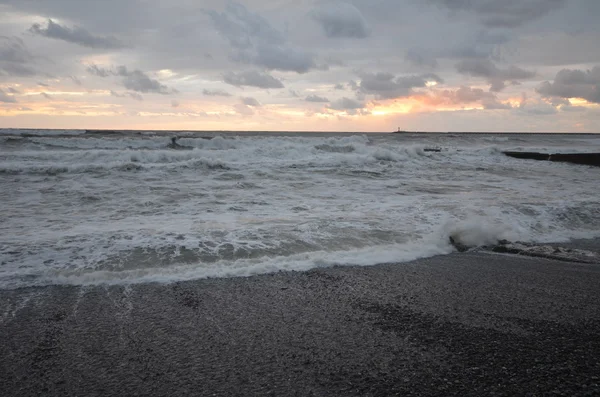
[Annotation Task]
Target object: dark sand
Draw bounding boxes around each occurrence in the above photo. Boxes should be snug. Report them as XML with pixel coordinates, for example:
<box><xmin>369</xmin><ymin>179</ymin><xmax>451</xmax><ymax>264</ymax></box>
<box><xmin>1</xmin><ymin>247</ymin><xmax>600</xmax><ymax>396</ymax></box>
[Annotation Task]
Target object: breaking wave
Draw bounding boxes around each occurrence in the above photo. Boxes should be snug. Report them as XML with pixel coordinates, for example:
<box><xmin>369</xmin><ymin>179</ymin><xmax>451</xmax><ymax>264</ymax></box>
<box><xmin>1</xmin><ymin>131</ymin><xmax>599</xmax><ymax>288</ymax></box>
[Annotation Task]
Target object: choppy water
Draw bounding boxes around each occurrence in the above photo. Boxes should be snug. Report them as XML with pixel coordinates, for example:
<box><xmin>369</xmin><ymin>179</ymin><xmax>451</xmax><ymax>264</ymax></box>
<box><xmin>1</xmin><ymin>129</ymin><xmax>599</xmax><ymax>289</ymax></box>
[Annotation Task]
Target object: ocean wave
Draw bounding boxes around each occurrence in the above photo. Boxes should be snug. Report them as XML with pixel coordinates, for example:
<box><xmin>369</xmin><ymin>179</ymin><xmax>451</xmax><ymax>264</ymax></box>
<box><xmin>0</xmin><ymin>136</ymin><xmax>441</xmax><ymax>175</ymax></box>
<box><xmin>0</xmin><ymin>155</ymin><xmax>229</xmax><ymax>174</ymax></box>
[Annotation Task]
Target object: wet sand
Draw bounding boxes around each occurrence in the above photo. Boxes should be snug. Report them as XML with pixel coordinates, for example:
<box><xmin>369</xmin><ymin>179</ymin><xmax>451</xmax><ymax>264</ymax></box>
<box><xmin>1</xmin><ymin>248</ymin><xmax>600</xmax><ymax>396</ymax></box>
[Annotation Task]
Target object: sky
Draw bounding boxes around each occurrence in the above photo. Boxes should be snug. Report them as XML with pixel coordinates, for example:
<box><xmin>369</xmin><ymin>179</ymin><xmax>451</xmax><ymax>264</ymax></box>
<box><xmin>0</xmin><ymin>0</ymin><xmax>599</xmax><ymax>132</ymax></box>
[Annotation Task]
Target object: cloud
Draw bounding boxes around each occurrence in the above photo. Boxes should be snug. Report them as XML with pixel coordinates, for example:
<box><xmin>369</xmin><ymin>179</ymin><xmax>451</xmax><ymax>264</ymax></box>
<box><xmin>536</xmin><ymin>66</ymin><xmax>600</xmax><ymax>103</ymax></box>
<box><xmin>171</xmin><ymin>100</ymin><xmax>180</xmax><ymax>108</ymax></box>
<box><xmin>247</xmin><ymin>44</ymin><xmax>315</xmax><ymax>74</ymax></box>
<box><xmin>87</xmin><ymin>64</ymin><xmax>176</xmax><ymax>94</ymax></box>
<box><xmin>334</xmin><ymin>83</ymin><xmax>345</xmax><ymax>90</ymax></box>
<box><xmin>7</xmin><ymin>87</ymin><xmax>20</xmax><ymax>94</ymax></box>
<box><xmin>70</xmin><ymin>76</ymin><xmax>82</xmax><ymax>85</ymax></box>
<box><xmin>30</xmin><ymin>19</ymin><xmax>125</xmax><ymax>49</ymax></box>
<box><xmin>38</xmin><ymin>82</ymin><xmax>49</xmax><ymax>87</ymax></box>
<box><xmin>205</xmin><ymin>2</ymin><xmax>315</xmax><ymax>73</ymax></box>
<box><xmin>111</xmin><ymin>90</ymin><xmax>144</xmax><ymax>101</ymax></box>
<box><xmin>358</xmin><ymin>71</ymin><xmax>443</xmax><ymax>99</ymax></box>
<box><xmin>223</xmin><ymin>70</ymin><xmax>284</xmax><ymax>89</ymax></box>
<box><xmin>86</xmin><ymin>64</ymin><xmax>111</xmax><ymax>77</ymax></box>
<box><xmin>203</xmin><ymin>89</ymin><xmax>231</xmax><ymax>97</ymax></box>
<box><xmin>330</xmin><ymin>97</ymin><xmax>365</xmax><ymax>110</ymax></box>
<box><xmin>425</xmin><ymin>86</ymin><xmax>511</xmax><ymax>109</ymax></box>
<box><xmin>481</xmin><ymin>99</ymin><xmax>512</xmax><ymax>110</ymax></box>
<box><xmin>0</xmin><ymin>88</ymin><xmax>17</xmax><ymax>103</ymax></box>
<box><xmin>430</xmin><ymin>0</ymin><xmax>566</xmax><ymax>28</ymax></box>
<box><xmin>119</xmin><ymin>68</ymin><xmax>173</xmax><ymax>94</ymax></box>
<box><xmin>310</xmin><ymin>3</ymin><xmax>370</xmax><ymax>39</ymax></box>
<box><xmin>241</xmin><ymin>96</ymin><xmax>261</xmax><ymax>106</ymax></box>
<box><xmin>0</xmin><ymin>36</ymin><xmax>36</xmax><ymax>76</ymax></box>
<box><xmin>405</xmin><ymin>48</ymin><xmax>438</xmax><ymax>69</ymax></box>
<box><xmin>128</xmin><ymin>92</ymin><xmax>144</xmax><ymax>101</ymax></box>
<box><xmin>560</xmin><ymin>103</ymin><xmax>586</xmax><ymax>112</ymax></box>
<box><xmin>234</xmin><ymin>103</ymin><xmax>254</xmax><ymax>115</ymax></box>
<box><xmin>306</xmin><ymin>95</ymin><xmax>329</xmax><ymax>103</ymax></box>
<box><xmin>40</xmin><ymin>92</ymin><xmax>52</xmax><ymax>100</ymax></box>
<box><xmin>456</xmin><ymin>59</ymin><xmax>535</xmax><ymax>91</ymax></box>
<box><xmin>520</xmin><ymin>102</ymin><xmax>558</xmax><ymax>115</ymax></box>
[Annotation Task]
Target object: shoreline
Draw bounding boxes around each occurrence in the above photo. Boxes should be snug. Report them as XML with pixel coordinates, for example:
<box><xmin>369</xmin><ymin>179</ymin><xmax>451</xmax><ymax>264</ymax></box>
<box><xmin>2</xmin><ymin>242</ymin><xmax>600</xmax><ymax>396</ymax></box>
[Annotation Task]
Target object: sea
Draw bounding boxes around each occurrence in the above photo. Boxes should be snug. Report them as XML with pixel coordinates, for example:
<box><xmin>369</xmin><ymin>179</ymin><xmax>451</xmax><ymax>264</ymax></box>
<box><xmin>1</xmin><ymin>129</ymin><xmax>599</xmax><ymax>289</ymax></box>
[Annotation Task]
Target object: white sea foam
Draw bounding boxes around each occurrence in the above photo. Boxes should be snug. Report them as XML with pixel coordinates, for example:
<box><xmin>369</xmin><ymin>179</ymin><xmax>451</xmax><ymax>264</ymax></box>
<box><xmin>1</xmin><ymin>132</ymin><xmax>599</xmax><ymax>289</ymax></box>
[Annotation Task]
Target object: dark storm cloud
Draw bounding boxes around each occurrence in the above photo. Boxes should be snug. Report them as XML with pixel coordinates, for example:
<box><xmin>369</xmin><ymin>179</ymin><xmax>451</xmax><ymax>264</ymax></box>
<box><xmin>537</xmin><ymin>67</ymin><xmax>600</xmax><ymax>104</ymax></box>
<box><xmin>205</xmin><ymin>2</ymin><xmax>316</xmax><ymax>73</ymax></box>
<box><xmin>0</xmin><ymin>36</ymin><xmax>37</xmax><ymax>76</ymax></box>
<box><xmin>223</xmin><ymin>70</ymin><xmax>284</xmax><ymax>89</ymax></box>
<box><xmin>87</xmin><ymin>64</ymin><xmax>176</xmax><ymax>94</ymax></box>
<box><xmin>310</xmin><ymin>2</ymin><xmax>370</xmax><ymax>39</ymax></box>
<box><xmin>0</xmin><ymin>88</ymin><xmax>17</xmax><ymax>102</ymax></box>
<box><xmin>306</xmin><ymin>95</ymin><xmax>330</xmax><ymax>103</ymax></box>
<box><xmin>430</xmin><ymin>0</ymin><xmax>566</xmax><ymax>28</ymax></box>
<box><xmin>29</xmin><ymin>19</ymin><xmax>125</xmax><ymax>49</ymax></box>
<box><xmin>203</xmin><ymin>89</ymin><xmax>232</xmax><ymax>97</ymax></box>
<box><xmin>358</xmin><ymin>71</ymin><xmax>443</xmax><ymax>99</ymax></box>
<box><xmin>456</xmin><ymin>59</ymin><xmax>535</xmax><ymax>91</ymax></box>
<box><xmin>241</xmin><ymin>96</ymin><xmax>261</xmax><ymax>106</ymax></box>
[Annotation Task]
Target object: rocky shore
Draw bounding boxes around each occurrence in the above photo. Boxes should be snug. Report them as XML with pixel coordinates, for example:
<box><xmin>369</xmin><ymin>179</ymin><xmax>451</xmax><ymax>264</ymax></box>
<box><xmin>1</xmin><ymin>245</ymin><xmax>600</xmax><ymax>396</ymax></box>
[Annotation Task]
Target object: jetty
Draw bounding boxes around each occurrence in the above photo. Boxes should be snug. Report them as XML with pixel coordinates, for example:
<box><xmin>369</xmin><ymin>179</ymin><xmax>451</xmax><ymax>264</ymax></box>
<box><xmin>503</xmin><ymin>151</ymin><xmax>600</xmax><ymax>167</ymax></box>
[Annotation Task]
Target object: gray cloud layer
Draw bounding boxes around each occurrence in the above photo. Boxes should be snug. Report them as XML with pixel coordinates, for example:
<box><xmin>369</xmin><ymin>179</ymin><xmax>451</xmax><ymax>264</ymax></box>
<box><xmin>434</xmin><ymin>86</ymin><xmax>511</xmax><ymax>109</ymax></box>
<box><xmin>0</xmin><ymin>36</ymin><xmax>36</xmax><ymax>76</ymax></box>
<box><xmin>87</xmin><ymin>64</ymin><xmax>176</xmax><ymax>94</ymax></box>
<box><xmin>206</xmin><ymin>2</ymin><xmax>315</xmax><ymax>73</ymax></box>
<box><xmin>306</xmin><ymin>95</ymin><xmax>329</xmax><ymax>103</ymax></box>
<box><xmin>203</xmin><ymin>89</ymin><xmax>231</xmax><ymax>97</ymax></box>
<box><xmin>330</xmin><ymin>97</ymin><xmax>364</xmax><ymax>110</ymax></box>
<box><xmin>358</xmin><ymin>72</ymin><xmax>443</xmax><ymax>99</ymax></box>
<box><xmin>456</xmin><ymin>59</ymin><xmax>535</xmax><ymax>91</ymax></box>
<box><xmin>223</xmin><ymin>70</ymin><xmax>284</xmax><ymax>89</ymax></box>
<box><xmin>311</xmin><ymin>3</ymin><xmax>370</xmax><ymax>39</ymax></box>
<box><xmin>0</xmin><ymin>88</ymin><xmax>17</xmax><ymax>102</ymax></box>
<box><xmin>241</xmin><ymin>96</ymin><xmax>261</xmax><ymax>106</ymax></box>
<box><xmin>30</xmin><ymin>19</ymin><xmax>125</xmax><ymax>49</ymax></box>
<box><xmin>537</xmin><ymin>66</ymin><xmax>600</xmax><ymax>103</ymax></box>
<box><xmin>431</xmin><ymin>0</ymin><xmax>566</xmax><ymax>28</ymax></box>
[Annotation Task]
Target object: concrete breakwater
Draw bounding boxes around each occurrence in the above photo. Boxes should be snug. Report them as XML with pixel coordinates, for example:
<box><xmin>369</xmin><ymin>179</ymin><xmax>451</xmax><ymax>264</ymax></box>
<box><xmin>503</xmin><ymin>151</ymin><xmax>600</xmax><ymax>167</ymax></box>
